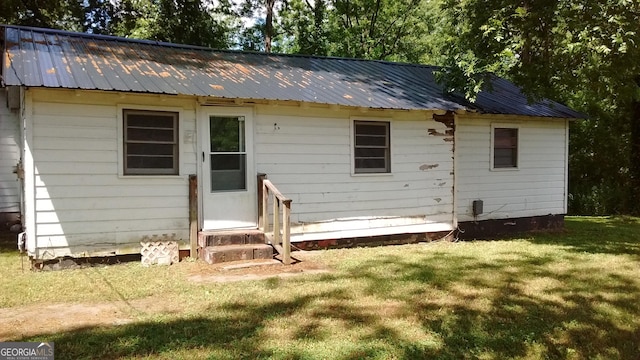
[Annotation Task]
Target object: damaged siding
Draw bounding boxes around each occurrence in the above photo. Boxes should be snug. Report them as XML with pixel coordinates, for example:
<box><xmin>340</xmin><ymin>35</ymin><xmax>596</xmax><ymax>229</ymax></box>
<box><xmin>254</xmin><ymin>106</ymin><xmax>454</xmax><ymax>235</ymax></box>
<box><xmin>29</xmin><ymin>89</ymin><xmax>195</xmax><ymax>259</ymax></box>
<box><xmin>455</xmin><ymin>115</ymin><xmax>567</xmax><ymax>222</ymax></box>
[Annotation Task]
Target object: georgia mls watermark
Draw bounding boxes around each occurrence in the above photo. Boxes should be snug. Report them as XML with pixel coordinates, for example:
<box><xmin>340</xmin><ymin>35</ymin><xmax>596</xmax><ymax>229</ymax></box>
<box><xmin>0</xmin><ymin>342</ymin><xmax>54</xmax><ymax>360</ymax></box>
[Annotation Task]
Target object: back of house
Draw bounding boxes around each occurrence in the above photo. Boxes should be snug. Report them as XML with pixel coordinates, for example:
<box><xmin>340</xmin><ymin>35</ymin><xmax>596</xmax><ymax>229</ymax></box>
<box><xmin>0</xmin><ymin>25</ymin><xmax>581</xmax><ymax>263</ymax></box>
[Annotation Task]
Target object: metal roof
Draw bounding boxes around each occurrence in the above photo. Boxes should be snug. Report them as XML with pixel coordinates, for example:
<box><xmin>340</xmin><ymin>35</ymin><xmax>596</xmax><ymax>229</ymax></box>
<box><xmin>1</xmin><ymin>25</ymin><xmax>582</xmax><ymax>118</ymax></box>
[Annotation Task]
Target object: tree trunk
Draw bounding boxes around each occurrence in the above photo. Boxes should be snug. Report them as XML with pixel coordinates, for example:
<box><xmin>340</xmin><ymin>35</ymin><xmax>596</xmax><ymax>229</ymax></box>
<box><xmin>265</xmin><ymin>0</ymin><xmax>275</xmax><ymax>52</ymax></box>
<box><xmin>631</xmin><ymin>100</ymin><xmax>640</xmax><ymax>214</ymax></box>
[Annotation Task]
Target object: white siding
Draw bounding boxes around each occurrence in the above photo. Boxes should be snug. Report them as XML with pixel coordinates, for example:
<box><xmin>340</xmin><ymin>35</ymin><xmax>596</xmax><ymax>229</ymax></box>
<box><xmin>0</xmin><ymin>90</ymin><xmax>20</xmax><ymax>214</ymax></box>
<box><xmin>28</xmin><ymin>89</ymin><xmax>196</xmax><ymax>259</ymax></box>
<box><xmin>455</xmin><ymin>115</ymin><xmax>568</xmax><ymax>222</ymax></box>
<box><xmin>254</xmin><ymin>106</ymin><xmax>455</xmax><ymax>237</ymax></box>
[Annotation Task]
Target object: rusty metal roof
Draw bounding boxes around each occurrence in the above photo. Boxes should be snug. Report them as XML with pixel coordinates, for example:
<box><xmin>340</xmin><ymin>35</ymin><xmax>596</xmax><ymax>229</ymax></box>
<box><xmin>1</xmin><ymin>25</ymin><xmax>582</xmax><ymax>118</ymax></box>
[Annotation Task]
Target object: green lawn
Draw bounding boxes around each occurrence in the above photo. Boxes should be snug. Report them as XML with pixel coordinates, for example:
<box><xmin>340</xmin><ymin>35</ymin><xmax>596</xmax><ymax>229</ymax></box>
<box><xmin>1</xmin><ymin>216</ymin><xmax>639</xmax><ymax>359</ymax></box>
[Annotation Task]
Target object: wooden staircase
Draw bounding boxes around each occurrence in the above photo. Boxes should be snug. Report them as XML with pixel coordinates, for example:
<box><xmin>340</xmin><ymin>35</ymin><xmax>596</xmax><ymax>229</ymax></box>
<box><xmin>198</xmin><ymin>229</ymin><xmax>273</xmax><ymax>264</ymax></box>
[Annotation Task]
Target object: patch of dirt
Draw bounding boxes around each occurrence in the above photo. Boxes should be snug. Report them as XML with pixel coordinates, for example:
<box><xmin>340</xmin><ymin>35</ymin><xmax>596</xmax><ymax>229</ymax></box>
<box><xmin>186</xmin><ymin>253</ymin><xmax>333</xmax><ymax>283</ymax></box>
<box><xmin>0</xmin><ymin>297</ymin><xmax>182</xmax><ymax>341</ymax></box>
<box><xmin>0</xmin><ymin>252</ymin><xmax>333</xmax><ymax>341</ymax></box>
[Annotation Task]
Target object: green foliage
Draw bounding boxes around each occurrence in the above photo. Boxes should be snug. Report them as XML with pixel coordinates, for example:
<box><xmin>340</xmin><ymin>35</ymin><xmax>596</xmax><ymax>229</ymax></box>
<box><xmin>276</xmin><ymin>0</ymin><xmax>439</xmax><ymax>62</ymax></box>
<box><xmin>438</xmin><ymin>0</ymin><xmax>640</xmax><ymax>215</ymax></box>
<box><xmin>278</xmin><ymin>0</ymin><xmax>329</xmax><ymax>55</ymax></box>
<box><xmin>111</xmin><ymin>0</ymin><xmax>234</xmax><ymax>48</ymax></box>
<box><xmin>0</xmin><ymin>0</ymin><xmax>103</xmax><ymax>33</ymax></box>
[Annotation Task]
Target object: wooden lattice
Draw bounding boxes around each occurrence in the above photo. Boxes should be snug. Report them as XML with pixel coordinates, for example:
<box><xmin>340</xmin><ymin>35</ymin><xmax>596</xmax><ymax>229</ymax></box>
<box><xmin>140</xmin><ymin>238</ymin><xmax>179</xmax><ymax>266</ymax></box>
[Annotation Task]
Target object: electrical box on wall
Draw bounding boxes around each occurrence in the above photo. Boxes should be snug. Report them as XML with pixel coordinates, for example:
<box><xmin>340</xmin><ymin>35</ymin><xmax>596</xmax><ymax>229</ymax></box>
<box><xmin>472</xmin><ymin>200</ymin><xmax>483</xmax><ymax>216</ymax></box>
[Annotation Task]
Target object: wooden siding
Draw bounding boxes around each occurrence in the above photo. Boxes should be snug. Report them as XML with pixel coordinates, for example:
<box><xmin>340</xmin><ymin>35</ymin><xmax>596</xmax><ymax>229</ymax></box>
<box><xmin>254</xmin><ymin>106</ymin><xmax>455</xmax><ymax>235</ymax></box>
<box><xmin>28</xmin><ymin>89</ymin><xmax>196</xmax><ymax>259</ymax></box>
<box><xmin>455</xmin><ymin>115</ymin><xmax>568</xmax><ymax>222</ymax></box>
<box><xmin>0</xmin><ymin>91</ymin><xmax>20</xmax><ymax>214</ymax></box>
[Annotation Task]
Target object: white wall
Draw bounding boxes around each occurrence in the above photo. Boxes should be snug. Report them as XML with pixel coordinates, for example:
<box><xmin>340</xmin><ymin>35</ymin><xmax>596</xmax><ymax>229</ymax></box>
<box><xmin>27</xmin><ymin>89</ymin><xmax>196</xmax><ymax>259</ymax></box>
<box><xmin>455</xmin><ymin>115</ymin><xmax>568</xmax><ymax>222</ymax></box>
<box><xmin>0</xmin><ymin>90</ymin><xmax>21</xmax><ymax>215</ymax></box>
<box><xmin>254</xmin><ymin>106</ymin><xmax>455</xmax><ymax>237</ymax></box>
<box><xmin>25</xmin><ymin>89</ymin><xmax>457</xmax><ymax>258</ymax></box>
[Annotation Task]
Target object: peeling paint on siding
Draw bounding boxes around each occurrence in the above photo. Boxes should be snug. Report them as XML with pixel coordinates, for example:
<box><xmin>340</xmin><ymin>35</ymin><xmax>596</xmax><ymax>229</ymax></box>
<box><xmin>420</xmin><ymin>164</ymin><xmax>439</xmax><ymax>171</ymax></box>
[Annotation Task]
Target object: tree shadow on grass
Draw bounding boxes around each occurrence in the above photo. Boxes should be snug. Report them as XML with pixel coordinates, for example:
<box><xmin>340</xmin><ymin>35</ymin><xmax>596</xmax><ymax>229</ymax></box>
<box><xmin>15</xmin><ymin>227</ymin><xmax>640</xmax><ymax>359</ymax></box>
<box><xmin>303</xmin><ymin>247</ymin><xmax>640</xmax><ymax>359</ymax></box>
<box><xmin>516</xmin><ymin>216</ymin><xmax>640</xmax><ymax>257</ymax></box>
<box><xmin>23</xmin><ymin>292</ymin><xmax>325</xmax><ymax>360</ymax></box>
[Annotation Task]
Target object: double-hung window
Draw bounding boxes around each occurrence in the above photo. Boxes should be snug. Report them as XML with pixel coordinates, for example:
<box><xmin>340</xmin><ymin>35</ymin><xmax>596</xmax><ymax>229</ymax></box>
<box><xmin>353</xmin><ymin>120</ymin><xmax>391</xmax><ymax>174</ymax></box>
<box><xmin>123</xmin><ymin>109</ymin><xmax>179</xmax><ymax>175</ymax></box>
<box><xmin>492</xmin><ymin>127</ymin><xmax>518</xmax><ymax>169</ymax></box>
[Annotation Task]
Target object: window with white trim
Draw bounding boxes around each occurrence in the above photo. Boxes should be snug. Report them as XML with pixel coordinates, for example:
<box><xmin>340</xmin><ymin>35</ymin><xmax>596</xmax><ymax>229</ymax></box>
<box><xmin>354</xmin><ymin>120</ymin><xmax>390</xmax><ymax>173</ymax></box>
<box><xmin>123</xmin><ymin>109</ymin><xmax>179</xmax><ymax>175</ymax></box>
<box><xmin>493</xmin><ymin>127</ymin><xmax>518</xmax><ymax>168</ymax></box>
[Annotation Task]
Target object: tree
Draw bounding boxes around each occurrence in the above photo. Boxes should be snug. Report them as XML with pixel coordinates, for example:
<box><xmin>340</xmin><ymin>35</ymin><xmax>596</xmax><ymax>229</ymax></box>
<box><xmin>278</xmin><ymin>0</ymin><xmax>329</xmax><ymax>55</ymax></box>
<box><xmin>277</xmin><ymin>0</ymin><xmax>436</xmax><ymax>62</ymax></box>
<box><xmin>111</xmin><ymin>0</ymin><xmax>234</xmax><ymax>48</ymax></box>
<box><xmin>328</xmin><ymin>0</ymin><xmax>425</xmax><ymax>61</ymax></box>
<box><xmin>437</xmin><ymin>0</ymin><xmax>640</xmax><ymax>215</ymax></box>
<box><xmin>0</xmin><ymin>0</ymin><xmax>85</xmax><ymax>31</ymax></box>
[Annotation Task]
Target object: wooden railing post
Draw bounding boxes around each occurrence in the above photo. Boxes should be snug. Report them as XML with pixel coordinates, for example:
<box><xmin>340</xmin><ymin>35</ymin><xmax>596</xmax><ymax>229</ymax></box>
<box><xmin>257</xmin><ymin>173</ymin><xmax>266</xmax><ymax>231</ymax></box>
<box><xmin>282</xmin><ymin>199</ymin><xmax>292</xmax><ymax>265</ymax></box>
<box><xmin>273</xmin><ymin>197</ymin><xmax>281</xmax><ymax>245</ymax></box>
<box><xmin>262</xmin><ymin>182</ymin><xmax>269</xmax><ymax>232</ymax></box>
<box><xmin>189</xmin><ymin>174</ymin><xmax>198</xmax><ymax>259</ymax></box>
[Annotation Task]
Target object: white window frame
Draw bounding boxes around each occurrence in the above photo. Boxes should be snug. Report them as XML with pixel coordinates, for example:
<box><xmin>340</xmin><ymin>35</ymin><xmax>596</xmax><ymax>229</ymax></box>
<box><xmin>117</xmin><ymin>104</ymin><xmax>185</xmax><ymax>178</ymax></box>
<box><xmin>350</xmin><ymin>117</ymin><xmax>393</xmax><ymax>176</ymax></box>
<box><xmin>490</xmin><ymin>123</ymin><xmax>520</xmax><ymax>171</ymax></box>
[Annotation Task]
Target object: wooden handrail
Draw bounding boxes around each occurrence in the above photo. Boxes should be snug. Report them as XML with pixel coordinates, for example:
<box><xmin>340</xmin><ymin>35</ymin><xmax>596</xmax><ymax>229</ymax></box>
<box><xmin>257</xmin><ymin>174</ymin><xmax>292</xmax><ymax>265</ymax></box>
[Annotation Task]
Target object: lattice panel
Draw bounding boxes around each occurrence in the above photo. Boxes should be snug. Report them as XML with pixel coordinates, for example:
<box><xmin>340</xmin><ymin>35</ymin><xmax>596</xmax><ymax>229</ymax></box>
<box><xmin>140</xmin><ymin>239</ymin><xmax>179</xmax><ymax>266</ymax></box>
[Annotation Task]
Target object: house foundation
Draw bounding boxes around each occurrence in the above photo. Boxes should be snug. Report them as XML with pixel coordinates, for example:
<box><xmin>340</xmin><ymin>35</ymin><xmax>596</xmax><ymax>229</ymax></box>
<box><xmin>457</xmin><ymin>214</ymin><xmax>565</xmax><ymax>240</ymax></box>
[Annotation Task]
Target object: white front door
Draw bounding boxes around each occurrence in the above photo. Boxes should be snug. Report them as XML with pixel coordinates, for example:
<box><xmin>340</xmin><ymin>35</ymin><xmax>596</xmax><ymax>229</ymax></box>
<box><xmin>201</xmin><ymin>107</ymin><xmax>256</xmax><ymax>230</ymax></box>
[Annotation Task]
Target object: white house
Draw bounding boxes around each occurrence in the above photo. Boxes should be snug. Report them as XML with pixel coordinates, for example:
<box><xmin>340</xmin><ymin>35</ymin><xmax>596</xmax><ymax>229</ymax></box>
<box><xmin>0</xmin><ymin>25</ymin><xmax>581</xmax><ymax>262</ymax></box>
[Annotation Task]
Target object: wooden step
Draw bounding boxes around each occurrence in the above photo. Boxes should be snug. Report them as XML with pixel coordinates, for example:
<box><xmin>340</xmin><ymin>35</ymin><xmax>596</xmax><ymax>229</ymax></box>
<box><xmin>198</xmin><ymin>229</ymin><xmax>265</xmax><ymax>247</ymax></box>
<box><xmin>201</xmin><ymin>244</ymin><xmax>273</xmax><ymax>264</ymax></box>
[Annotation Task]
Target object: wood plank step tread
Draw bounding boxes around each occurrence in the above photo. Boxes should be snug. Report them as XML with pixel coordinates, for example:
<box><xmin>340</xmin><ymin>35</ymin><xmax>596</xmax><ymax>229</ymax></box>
<box><xmin>207</xmin><ymin>244</ymin><xmax>272</xmax><ymax>251</ymax></box>
<box><xmin>198</xmin><ymin>230</ymin><xmax>266</xmax><ymax>247</ymax></box>
<box><xmin>201</xmin><ymin>244</ymin><xmax>274</xmax><ymax>264</ymax></box>
<box><xmin>199</xmin><ymin>229</ymin><xmax>262</xmax><ymax>235</ymax></box>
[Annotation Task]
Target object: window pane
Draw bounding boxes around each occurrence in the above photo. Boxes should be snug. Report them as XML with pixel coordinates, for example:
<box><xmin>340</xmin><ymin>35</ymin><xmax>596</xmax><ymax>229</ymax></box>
<box><xmin>494</xmin><ymin>147</ymin><xmax>517</xmax><ymax>168</ymax></box>
<box><xmin>355</xmin><ymin>123</ymin><xmax>387</xmax><ymax>136</ymax></box>
<box><xmin>127</xmin><ymin>128</ymin><xmax>175</xmax><ymax>142</ymax></box>
<box><xmin>494</xmin><ymin>128</ymin><xmax>517</xmax><ymax>147</ymax></box>
<box><xmin>211</xmin><ymin>154</ymin><xmax>246</xmax><ymax>191</ymax></box>
<box><xmin>127</xmin><ymin>143</ymin><xmax>175</xmax><ymax>156</ymax></box>
<box><xmin>355</xmin><ymin>147</ymin><xmax>386</xmax><ymax>158</ymax></box>
<box><xmin>127</xmin><ymin>114</ymin><xmax>175</xmax><ymax>128</ymax></box>
<box><xmin>123</xmin><ymin>110</ymin><xmax>179</xmax><ymax>175</ymax></box>
<box><xmin>127</xmin><ymin>155</ymin><xmax>174</xmax><ymax>169</ymax></box>
<box><xmin>211</xmin><ymin>154</ymin><xmax>244</xmax><ymax>171</ymax></box>
<box><xmin>494</xmin><ymin>128</ymin><xmax>518</xmax><ymax>168</ymax></box>
<box><xmin>355</xmin><ymin>158</ymin><xmax>386</xmax><ymax>170</ymax></box>
<box><xmin>355</xmin><ymin>135</ymin><xmax>387</xmax><ymax>146</ymax></box>
<box><xmin>354</xmin><ymin>121</ymin><xmax>390</xmax><ymax>173</ymax></box>
<box><xmin>210</xmin><ymin>116</ymin><xmax>245</xmax><ymax>152</ymax></box>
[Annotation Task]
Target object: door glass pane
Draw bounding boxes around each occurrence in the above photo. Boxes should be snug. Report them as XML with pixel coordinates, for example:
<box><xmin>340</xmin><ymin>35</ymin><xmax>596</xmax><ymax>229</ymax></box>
<box><xmin>211</xmin><ymin>154</ymin><xmax>246</xmax><ymax>191</ymax></box>
<box><xmin>210</xmin><ymin>116</ymin><xmax>245</xmax><ymax>152</ymax></box>
<box><xmin>209</xmin><ymin>116</ymin><xmax>247</xmax><ymax>192</ymax></box>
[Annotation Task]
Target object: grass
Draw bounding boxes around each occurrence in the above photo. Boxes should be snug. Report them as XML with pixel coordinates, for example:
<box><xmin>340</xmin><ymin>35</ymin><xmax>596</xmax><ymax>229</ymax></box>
<box><xmin>1</xmin><ymin>216</ymin><xmax>640</xmax><ymax>359</ymax></box>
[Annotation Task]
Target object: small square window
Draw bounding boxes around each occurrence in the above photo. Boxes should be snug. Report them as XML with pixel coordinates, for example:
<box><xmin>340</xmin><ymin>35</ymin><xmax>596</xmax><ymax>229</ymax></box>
<box><xmin>493</xmin><ymin>127</ymin><xmax>518</xmax><ymax>168</ymax></box>
<box><xmin>354</xmin><ymin>121</ymin><xmax>390</xmax><ymax>174</ymax></box>
<box><xmin>123</xmin><ymin>110</ymin><xmax>179</xmax><ymax>175</ymax></box>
